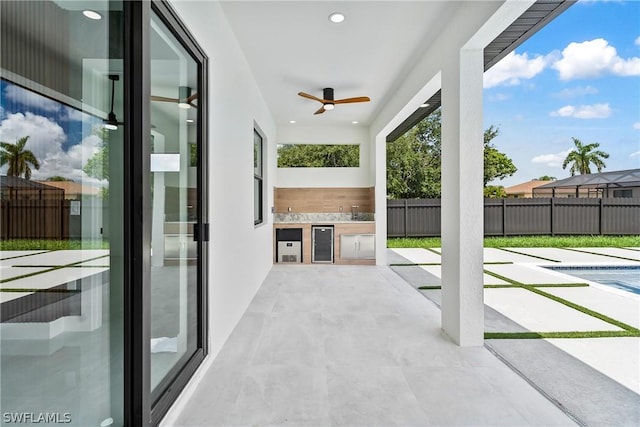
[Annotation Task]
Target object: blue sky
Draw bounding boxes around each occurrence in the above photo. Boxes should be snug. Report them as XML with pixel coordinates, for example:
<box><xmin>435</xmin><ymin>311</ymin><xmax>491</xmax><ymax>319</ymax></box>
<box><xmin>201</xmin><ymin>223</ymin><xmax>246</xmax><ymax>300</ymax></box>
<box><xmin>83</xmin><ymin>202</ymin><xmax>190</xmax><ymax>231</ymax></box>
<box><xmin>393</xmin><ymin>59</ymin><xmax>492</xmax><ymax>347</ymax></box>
<box><xmin>1</xmin><ymin>0</ymin><xmax>637</xmax><ymax>188</ymax></box>
<box><xmin>0</xmin><ymin>80</ymin><xmax>104</xmax><ymax>184</ymax></box>
<box><xmin>483</xmin><ymin>0</ymin><xmax>640</xmax><ymax>187</ymax></box>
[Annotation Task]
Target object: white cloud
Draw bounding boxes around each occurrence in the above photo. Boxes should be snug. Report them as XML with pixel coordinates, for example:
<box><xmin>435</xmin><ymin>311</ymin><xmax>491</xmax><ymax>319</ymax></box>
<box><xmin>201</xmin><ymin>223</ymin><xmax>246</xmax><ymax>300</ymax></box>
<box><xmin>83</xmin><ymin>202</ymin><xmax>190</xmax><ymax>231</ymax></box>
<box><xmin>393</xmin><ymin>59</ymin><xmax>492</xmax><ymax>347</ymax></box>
<box><xmin>37</xmin><ymin>134</ymin><xmax>103</xmax><ymax>182</ymax></box>
<box><xmin>552</xmin><ymin>38</ymin><xmax>640</xmax><ymax>80</ymax></box>
<box><xmin>60</xmin><ymin>106</ymin><xmax>86</xmax><ymax>122</ymax></box>
<box><xmin>484</xmin><ymin>51</ymin><xmax>551</xmax><ymax>88</ymax></box>
<box><xmin>630</xmin><ymin>151</ymin><xmax>640</xmax><ymax>158</ymax></box>
<box><xmin>532</xmin><ymin>149</ymin><xmax>573</xmax><ymax>167</ymax></box>
<box><xmin>633</xmin><ymin>122</ymin><xmax>640</xmax><ymax>130</ymax></box>
<box><xmin>0</xmin><ymin>112</ymin><xmax>106</xmax><ymax>183</ymax></box>
<box><xmin>636</xmin><ymin>36</ymin><xmax>640</xmax><ymax>46</ymax></box>
<box><xmin>0</xmin><ymin>112</ymin><xmax>65</xmax><ymax>161</ymax></box>
<box><xmin>4</xmin><ymin>85</ymin><xmax>61</xmax><ymax>113</ymax></box>
<box><xmin>552</xmin><ymin>85</ymin><xmax>598</xmax><ymax>99</ymax></box>
<box><xmin>549</xmin><ymin>103</ymin><xmax>612</xmax><ymax>119</ymax></box>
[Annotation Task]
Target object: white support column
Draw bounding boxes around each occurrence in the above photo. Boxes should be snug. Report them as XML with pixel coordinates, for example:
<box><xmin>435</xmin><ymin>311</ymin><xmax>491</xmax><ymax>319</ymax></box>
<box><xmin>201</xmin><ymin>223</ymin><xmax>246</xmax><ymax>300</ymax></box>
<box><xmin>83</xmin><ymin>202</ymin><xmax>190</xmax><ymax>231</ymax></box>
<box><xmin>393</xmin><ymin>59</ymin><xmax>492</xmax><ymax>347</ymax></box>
<box><xmin>440</xmin><ymin>46</ymin><xmax>484</xmax><ymax>346</ymax></box>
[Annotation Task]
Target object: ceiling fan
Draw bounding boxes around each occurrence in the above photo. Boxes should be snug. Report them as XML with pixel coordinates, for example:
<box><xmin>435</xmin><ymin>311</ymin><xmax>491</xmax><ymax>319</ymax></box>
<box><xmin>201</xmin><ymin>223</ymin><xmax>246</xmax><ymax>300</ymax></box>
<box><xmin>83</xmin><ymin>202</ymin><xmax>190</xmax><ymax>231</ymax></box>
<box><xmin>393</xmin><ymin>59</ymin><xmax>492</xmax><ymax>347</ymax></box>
<box><xmin>151</xmin><ymin>86</ymin><xmax>198</xmax><ymax>109</ymax></box>
<box><xmin>103</xmin><ymin>74</ymin><xmax>123</xmax><ymax>130</ymax></box>
<box><xmin>298</xmin><ymin>88</ymin><xmax>370</xmax><ymax>115</ymax></box>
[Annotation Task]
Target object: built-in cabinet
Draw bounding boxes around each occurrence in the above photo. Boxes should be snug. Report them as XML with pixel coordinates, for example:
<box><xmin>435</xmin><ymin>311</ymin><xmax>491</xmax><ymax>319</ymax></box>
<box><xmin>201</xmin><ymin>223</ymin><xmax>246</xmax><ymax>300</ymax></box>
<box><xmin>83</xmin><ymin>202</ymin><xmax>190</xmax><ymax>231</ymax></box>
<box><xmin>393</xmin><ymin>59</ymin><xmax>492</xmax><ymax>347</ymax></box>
<box><xmin>274</xmin><ymin>222</ymin><xmax>375</xmax><ymax>265</ymax></box>
<box><xmin>273</xmin><ymin>187</ymin><xmax>376</xmax><ymax>265</ymax></box>
<box><xmin>340</xmin><ymin>234</ymin><xmax>375</xmax><ymax>260</ymax></box>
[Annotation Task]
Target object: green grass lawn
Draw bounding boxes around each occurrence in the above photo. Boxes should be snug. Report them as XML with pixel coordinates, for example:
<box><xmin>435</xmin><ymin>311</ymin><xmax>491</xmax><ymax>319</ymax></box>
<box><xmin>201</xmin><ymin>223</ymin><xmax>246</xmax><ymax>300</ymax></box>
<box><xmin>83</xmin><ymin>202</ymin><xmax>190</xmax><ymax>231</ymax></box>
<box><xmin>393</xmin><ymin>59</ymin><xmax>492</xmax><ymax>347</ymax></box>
<box><xmin>2</xmin><ymin>235</ymin><xmax>638</xmax><ymax>251</ymax></box>
<box><xmin>0</xmin><ymin>239</ymin><xmax>109</xmax><ymax>251</ymax></box>
<box><xmin>388</xmin><ymin>235</ymin><xmax>640</xmax><ymax>248</ymax></box>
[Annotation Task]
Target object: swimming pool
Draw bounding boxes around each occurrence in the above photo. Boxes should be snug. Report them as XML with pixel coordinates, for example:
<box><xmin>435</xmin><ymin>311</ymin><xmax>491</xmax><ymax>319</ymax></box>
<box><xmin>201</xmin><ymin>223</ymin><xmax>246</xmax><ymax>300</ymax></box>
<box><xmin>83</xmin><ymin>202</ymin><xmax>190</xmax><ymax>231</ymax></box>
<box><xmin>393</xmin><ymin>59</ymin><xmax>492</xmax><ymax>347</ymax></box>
<box><xmin>545</xmin><ymin>266</ymin><xmax>640</xmax><ymax>295</ymax></box>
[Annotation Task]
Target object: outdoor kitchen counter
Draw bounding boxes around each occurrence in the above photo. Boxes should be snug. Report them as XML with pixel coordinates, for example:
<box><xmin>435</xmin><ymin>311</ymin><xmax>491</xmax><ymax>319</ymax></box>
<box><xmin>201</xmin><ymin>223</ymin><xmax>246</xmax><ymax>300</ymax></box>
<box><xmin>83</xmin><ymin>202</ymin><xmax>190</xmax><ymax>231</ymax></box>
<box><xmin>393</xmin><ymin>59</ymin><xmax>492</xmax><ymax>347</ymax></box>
<box><xmin>274</xmin><ymin>221</ymin><xmax>376</xmax><ymax>265</ymax></box>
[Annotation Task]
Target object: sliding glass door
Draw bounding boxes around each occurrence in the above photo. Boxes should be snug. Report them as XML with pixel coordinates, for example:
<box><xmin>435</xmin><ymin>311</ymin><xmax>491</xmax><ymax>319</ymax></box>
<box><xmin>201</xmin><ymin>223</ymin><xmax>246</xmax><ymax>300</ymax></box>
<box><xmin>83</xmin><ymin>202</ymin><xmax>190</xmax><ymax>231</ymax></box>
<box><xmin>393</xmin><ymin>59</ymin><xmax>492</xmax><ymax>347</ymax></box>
<box><xmin>0</xmin><ymin>1</ymin><xmax>124</xmax><ymax>425</ymax></box>
<box><xmin>148</xmin><ymin>4</ymin><xmax>206</xmax><ymax>410</ymax></box>
<box><xmin>0</xmin><ymin>1</ymin><xmax>207</xmax><ymax>425</ymax></box>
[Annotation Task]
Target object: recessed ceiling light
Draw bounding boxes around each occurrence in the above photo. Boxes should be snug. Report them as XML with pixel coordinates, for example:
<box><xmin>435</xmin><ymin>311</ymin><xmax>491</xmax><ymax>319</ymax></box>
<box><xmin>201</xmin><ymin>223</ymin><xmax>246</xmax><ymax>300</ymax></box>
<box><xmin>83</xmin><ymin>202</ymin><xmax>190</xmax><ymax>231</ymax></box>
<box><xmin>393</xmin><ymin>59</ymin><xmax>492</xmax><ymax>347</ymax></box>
<box><xmin>289</xmin><ymin>120</ymin><xmax>296</xmax><ymax>124</ymax></box>
<box><xmin>328</xmin><ymin>12</ymin><xmax>345</xmax><ymax>23</ymax></box>
<box><xmin>420</xmin><ymin>103</ymin><xmax>430</xmax><ymax>108</ymax></box>
<box><xmin>186</xmin><ymin>119</ymin><xmax>195</xmax><ymax>123</ymax></box>
<box><xmin>82</xmin><ymin>10</ymin><xmax>102</xmax><ymax>20</ymax></box>
<box><xmin>352</xmin><ymin>121</ymin><xmax>358</xmax><ymax>125</ymax></box>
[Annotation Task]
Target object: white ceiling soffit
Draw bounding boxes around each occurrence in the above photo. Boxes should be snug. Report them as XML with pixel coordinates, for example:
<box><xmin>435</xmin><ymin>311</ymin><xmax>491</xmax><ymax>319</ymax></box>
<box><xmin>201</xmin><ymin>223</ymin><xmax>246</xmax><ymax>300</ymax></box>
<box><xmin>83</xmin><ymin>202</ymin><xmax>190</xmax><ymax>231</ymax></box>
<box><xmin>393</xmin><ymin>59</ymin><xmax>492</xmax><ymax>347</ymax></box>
<box><xmin>219</xmin><ymin>1</ymin><xmax>457</xmax><ymax>127</ymax></box>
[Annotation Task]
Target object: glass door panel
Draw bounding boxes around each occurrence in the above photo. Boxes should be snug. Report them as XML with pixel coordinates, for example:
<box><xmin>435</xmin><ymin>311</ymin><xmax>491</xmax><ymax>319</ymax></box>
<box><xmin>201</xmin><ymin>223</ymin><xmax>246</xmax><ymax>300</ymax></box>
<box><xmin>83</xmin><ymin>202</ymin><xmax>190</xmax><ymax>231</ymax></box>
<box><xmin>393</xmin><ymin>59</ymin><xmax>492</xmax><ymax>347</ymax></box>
<box><xmin>149</xmin><ymin>10</ymin><xmax>200</xmax><ymax>400</ymax></box>
<box><xmin>0</xmin><ymin>1</ymin><xmax>124</xmax><ymax>425</ymax></box>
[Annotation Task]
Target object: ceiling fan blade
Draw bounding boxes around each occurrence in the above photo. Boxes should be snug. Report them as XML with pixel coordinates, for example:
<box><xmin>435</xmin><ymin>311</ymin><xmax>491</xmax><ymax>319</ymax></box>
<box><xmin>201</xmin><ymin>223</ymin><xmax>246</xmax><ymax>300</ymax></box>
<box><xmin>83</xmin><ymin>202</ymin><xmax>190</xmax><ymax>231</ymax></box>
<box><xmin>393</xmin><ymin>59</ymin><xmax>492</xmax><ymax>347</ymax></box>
<box><xmin>313</xmin><ymin>106</ymin><xmax>326</xmax><ymax>115</ymax></box>
<box><xmin>334</xmin><ymin>96</ymin><xmax>371</xmax><ymax>104</ymax></box>
<box><xmin>186</xmin><ymin>93</ymin><xmax>198</xmax><ymax>103</ymax></box>
<box><xmin>299</xmin><ymin>92</ymin><xmax>325</xmax><ymax>103</ymax></box>
<box><xmin>150</xmin><ymin>95</ymin><xmax>178</xmax><ymax>103</ymax></box>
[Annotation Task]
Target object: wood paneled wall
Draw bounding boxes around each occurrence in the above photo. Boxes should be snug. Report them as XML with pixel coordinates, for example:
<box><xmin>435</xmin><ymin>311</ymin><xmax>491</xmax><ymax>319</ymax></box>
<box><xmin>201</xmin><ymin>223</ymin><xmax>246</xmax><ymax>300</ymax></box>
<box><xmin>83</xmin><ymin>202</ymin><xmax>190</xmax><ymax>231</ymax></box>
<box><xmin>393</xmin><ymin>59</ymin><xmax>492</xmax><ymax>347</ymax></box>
<box><xmin>274</xmin><ymin>187</ymin><xmax>375</xmax><ymax>213</ymax></box>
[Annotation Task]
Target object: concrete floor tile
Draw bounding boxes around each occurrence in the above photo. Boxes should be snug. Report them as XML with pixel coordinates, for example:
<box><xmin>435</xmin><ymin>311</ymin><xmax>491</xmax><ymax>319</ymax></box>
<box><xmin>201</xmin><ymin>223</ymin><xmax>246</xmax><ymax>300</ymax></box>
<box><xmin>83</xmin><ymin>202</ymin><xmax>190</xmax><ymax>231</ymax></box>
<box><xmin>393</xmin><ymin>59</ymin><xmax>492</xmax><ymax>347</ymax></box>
<box><xmin>213</xmin><ymin>312</ymin><xmax>267</xmax><ymax>366</ymax></box>
<box><xmin>483</xmin><ymin>247</ymin><xmax>547</xmax><ymax>263</ymax></box>
<box><xmin>507</xmin><ymin>247</ymin><xmax>632</xmax><ymax>264</ymax></box>
<box><xmin>403</xmin><ymin>366</ymin><xmax>573</xmax><ymax>426</ymax></box>
<box><xmin>327</xmin><ymin>365</ymin><xmax>429</xmax><ymax>427</ymax></box>
<box><xmin>172</xmin><ymin>364</ymin><xmax>246</xmax><ymax>427</ymax></box>
<box><xmin>570</xmin><ymin>247</ymin><xmax>640</xmax><ymax>261</ymax></box>
<box><xmin>224</xmin><ymin>365</ymin><xmax>330</xmax><ymax>427</ymax></box>
<box><xmin>322</xmin><ymin>313</ymin><xmax>397</xmax><ymax>367</ymax></box>
<box><xmin>251</xmin><ymin>312</ymin><xmax>325</xmax><ymax>367</ymax></box>
<box><xmin>484</xmin><ymin>263</ymin><xmax>584</xmax><ymax>284</ymax></box>
<box><xmin>484</xmin><ymin>288</ymin><xmax>623</xmax><ymax>332</ymax></box>
<box><xmin>419</xmin><ymin>264</ymin><xmax>510</xmax><ymax>285</ymax></box>
<box><xmin>389</xmin><ymin>248</ymin><xmax>441</xmax><ymax>264</ymax></box>
<box><xmin>543</xmin><ymin>285</ymin><xmax>640</xmax><ymax>328</ymax></box>
<box><xmin>546</xmin><ymin>337</ymin><xmax>640</xmax><ymax>394</ymax></box>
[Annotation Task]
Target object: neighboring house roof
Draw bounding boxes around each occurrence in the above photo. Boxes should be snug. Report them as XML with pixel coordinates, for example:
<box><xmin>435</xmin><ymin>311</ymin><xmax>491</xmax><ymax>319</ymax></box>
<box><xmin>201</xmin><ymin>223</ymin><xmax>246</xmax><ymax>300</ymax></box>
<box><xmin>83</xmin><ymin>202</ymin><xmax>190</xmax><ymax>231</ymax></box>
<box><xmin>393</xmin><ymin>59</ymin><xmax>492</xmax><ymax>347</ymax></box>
<box><xmin>535</xmin><ymin>169</ymin><xmax>640</xmax><ymax>189</ymax></box>
<box><xmin>1</xmin><ymin>175</ymin><xmax>61</xmax><ymax>190</ymax></box>
<box><xmin>35</xmin><ymin>181</ymin><xmax>101</xmax><ymax>196</ymax></box>
<box><xmin>504</xmin><ymin>180</ymin><xmax>551</xmax><ymax>196</ymax></box>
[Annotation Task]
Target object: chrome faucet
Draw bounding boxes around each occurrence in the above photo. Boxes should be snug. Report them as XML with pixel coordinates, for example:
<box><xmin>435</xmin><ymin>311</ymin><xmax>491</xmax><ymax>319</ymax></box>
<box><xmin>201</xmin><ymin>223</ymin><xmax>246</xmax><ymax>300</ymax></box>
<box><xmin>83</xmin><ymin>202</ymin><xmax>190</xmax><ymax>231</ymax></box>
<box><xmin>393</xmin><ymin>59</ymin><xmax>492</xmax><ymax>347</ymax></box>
<box><xmin>351</xmin><ymin>205</ymin><xmax>359</xmax><ymax>220</ymax></box>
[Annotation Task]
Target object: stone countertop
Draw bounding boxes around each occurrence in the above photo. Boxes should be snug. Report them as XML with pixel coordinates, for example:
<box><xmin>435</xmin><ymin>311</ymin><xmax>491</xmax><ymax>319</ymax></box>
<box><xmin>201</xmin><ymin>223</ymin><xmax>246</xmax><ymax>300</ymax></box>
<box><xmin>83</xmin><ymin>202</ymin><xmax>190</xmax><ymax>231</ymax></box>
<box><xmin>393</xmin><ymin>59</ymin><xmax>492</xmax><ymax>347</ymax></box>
<box><xmin>274</xmin><ymin>221</ymin><xmax>375</xmax><ymax>224</ymax></box>
<box><xmin>274</xmin><ymin>212</ymin><xmax>374</xmax><ymax>223</ymax></box>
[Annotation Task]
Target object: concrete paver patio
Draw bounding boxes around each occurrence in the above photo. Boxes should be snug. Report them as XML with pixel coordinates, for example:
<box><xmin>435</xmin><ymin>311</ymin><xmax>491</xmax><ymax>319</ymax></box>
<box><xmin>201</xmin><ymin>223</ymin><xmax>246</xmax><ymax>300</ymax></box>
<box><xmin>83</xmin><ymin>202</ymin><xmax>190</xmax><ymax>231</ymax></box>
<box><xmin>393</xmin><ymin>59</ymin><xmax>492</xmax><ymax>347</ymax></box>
<box><xmin>168</xmin><ymin>264</ymin><xmax>576</xmax><ymax>427</ymax></box>
<box><xmin>390</xmin><ymin>246</ymin><xmax>640</xmax><ymax>426</ymax></box>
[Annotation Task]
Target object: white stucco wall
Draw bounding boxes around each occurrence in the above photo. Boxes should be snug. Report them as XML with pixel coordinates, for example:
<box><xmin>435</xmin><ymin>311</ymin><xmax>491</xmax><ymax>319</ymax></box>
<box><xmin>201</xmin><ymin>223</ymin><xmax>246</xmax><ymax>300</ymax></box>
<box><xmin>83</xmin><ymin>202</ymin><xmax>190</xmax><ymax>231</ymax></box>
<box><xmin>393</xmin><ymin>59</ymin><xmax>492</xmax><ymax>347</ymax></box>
<box><xmin>169</xmin><ymin>0</ymin><xmax>276</xmax><ymax>360</ymax></box>
<box><xmin>276</xmin><ymin>124</ymin><xmax>372</xmax><ymax>188</ymax></box>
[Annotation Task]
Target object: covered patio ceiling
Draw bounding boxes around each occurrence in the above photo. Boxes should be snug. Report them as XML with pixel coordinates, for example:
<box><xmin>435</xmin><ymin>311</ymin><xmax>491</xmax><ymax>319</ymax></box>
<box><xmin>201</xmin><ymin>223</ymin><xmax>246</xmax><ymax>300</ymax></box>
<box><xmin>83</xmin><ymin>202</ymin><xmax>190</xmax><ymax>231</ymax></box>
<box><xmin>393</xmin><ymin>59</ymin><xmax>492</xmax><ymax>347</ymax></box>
<box><xmin>219</xmin><ymin>1</ymin><xmax>574</xmax><ymax>133</ymax></box>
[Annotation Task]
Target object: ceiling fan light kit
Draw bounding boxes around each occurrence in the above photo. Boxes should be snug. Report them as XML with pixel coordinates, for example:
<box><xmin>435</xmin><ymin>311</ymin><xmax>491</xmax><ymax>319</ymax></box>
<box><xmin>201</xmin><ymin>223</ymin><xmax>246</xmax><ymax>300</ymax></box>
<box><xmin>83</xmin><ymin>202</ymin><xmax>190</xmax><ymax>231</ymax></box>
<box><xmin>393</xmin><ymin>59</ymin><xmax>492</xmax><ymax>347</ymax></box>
<box><xmin>298</xmin><ymin>87</ymin><xmax>370</xmax><ymax>115</ymax></box>
<box><xmin>178</xmin><ymin>86</ymin><xmax>192</xmax><ymax>109</ymax></box>
<box><xmin>103</xmin><ymin>74</ymin><xmax>120</xmax><ymax>130</ymax></box>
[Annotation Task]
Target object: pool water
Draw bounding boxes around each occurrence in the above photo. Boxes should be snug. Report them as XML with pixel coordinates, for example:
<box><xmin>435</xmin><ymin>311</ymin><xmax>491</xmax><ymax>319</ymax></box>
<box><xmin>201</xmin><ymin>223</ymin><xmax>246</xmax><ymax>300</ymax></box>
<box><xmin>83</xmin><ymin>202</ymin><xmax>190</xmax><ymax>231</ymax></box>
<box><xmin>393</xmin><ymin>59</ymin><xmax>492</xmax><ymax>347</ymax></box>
<box><xmin>545</xmin><ymin>266</ymin><xmax>640</xmax><ymax>295</ymax></box>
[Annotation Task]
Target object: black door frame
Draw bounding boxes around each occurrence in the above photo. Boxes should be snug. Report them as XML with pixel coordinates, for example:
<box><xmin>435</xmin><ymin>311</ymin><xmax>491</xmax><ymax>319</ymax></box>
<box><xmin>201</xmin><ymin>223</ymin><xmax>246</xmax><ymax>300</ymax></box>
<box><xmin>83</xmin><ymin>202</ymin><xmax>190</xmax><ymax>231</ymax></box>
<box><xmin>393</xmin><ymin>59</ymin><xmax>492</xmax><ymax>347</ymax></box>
<box><xmin>124</xmin><ymin>1</ymin><xmax>208</xmax><ymax>425</ymax></box>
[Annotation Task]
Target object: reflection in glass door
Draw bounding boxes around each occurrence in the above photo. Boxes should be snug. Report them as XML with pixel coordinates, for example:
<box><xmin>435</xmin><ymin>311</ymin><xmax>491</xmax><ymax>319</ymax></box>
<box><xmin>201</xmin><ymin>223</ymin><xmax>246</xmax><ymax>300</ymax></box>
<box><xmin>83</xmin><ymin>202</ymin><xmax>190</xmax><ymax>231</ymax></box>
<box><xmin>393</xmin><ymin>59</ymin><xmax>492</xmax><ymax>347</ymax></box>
<box><xmin>0</xmin><ymin>1</ymin><xmax>124</xmax><ymax>425</ymax></box>
<box><xmin>149</xmin><ymin>9</ymin><xmax>203</xmax><ymax>404</ymax></box>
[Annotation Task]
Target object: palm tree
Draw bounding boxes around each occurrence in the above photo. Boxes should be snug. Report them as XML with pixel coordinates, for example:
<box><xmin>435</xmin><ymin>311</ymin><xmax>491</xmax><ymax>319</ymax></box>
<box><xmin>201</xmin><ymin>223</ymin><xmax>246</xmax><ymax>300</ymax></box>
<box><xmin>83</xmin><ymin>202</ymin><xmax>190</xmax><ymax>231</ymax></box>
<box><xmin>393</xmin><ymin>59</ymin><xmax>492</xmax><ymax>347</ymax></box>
<box><xmin>562</xmin><ymin>137</ymin><xmax>609</xmax><ymax>176</ymax></box>
<box><xmin>0</xmin><ymin>136</ymin><xmax>41</xmax><ymax>180</ymax></box>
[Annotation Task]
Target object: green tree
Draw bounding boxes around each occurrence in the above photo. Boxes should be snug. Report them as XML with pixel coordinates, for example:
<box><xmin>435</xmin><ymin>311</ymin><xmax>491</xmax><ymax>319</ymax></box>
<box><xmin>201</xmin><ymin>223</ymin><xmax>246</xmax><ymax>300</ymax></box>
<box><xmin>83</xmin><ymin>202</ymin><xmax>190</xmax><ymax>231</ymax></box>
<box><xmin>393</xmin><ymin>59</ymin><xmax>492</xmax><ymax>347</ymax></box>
<box><xmin>538</xmin><ymin>175</ymin><xmax>556</xmax><ymax>181</ymax></box>
<box><xmin>386</xmin><ymin>109</ymin><xmax>517</xmax><ymax>198</ymax></box>
<box><xmin>484</xmin><ymin>185</ymin><xmax>507</xmax><ymax>198</ymax></box>
<box><xmin>0</xmin><ymin>136</ymin><xmax>40</xmax><ymax>180</ymax></box>
<box><xmin>562</xmin><ymin>137</ymin><xmax>609</xmax><ymax>176</ymax></box>
<box><xmin>387</xmin><ymin>110</ymin><xmax>441</xmax><ymax>199</ymax></box>
<box><xmin>277</xmin><ymin>144</ymin><xmax>359</xmax><ymax>168</ymax></box>
<box><xmin>46</xmin><ymin>176</ymin><xmax>74</xmax><ymax>182</ymax></box>
<box><xmin>483</xmin><ymin>125</ymin><xmax>517</xmax><ymax>186</ymax></box>
<box><xmin>83</xmin><ymin>127</ymin><xmax>110</xmax><ymax>180</ymax></box>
